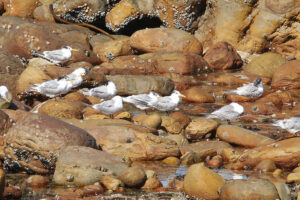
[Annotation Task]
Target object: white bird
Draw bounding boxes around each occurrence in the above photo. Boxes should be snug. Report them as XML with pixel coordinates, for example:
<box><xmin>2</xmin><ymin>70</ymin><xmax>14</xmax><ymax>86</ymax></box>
<box><xmin>59</xmin><ymin>67</ymin><xmax>87</xmax><ymax>88</ymax></box>
<box><xmin>122</xmin><ymin>91</ymin><xmax>160</xmax><ymax>110</ymax></box>
<box><xmin>226</xmin><ymin>78</ymin><xmax>264</xmax><ymax>98</ymax></box>
<box><xmin>31</xmin><ymin>46</ymin><xmax>79</xmax><ymax>65</ymax></box>
<box><xmin>149</xmin><ymin>90</ymin><xmax>185</xmax><ymax>113</ymax></box>
<box><xmin>207</xmin><ymin>102</ymin><xmax>244</xmax><ymax>121</ymax></box>
<box><xmin>81</xmin><ymin>81</ymin><xmax>117</xmax><ymax>100</ymax></box>
<box><xmin>0</xmin><ymin>85</ymin><xmax>12</xmax><ymax>103</ymax></box>
<box><xmin>28</xmin><ymin>78</ymin><xmax>73</xmax><ymax>98</ymax></box>
<box><xmin>92</xmin><ymin>96</ymin><xmax>123</xmax><ymax>118</ymax></box>
<box><xmin>272</xmin><ymin>117</ymin><xmax>300</xmax><ymax>134</ymax></box>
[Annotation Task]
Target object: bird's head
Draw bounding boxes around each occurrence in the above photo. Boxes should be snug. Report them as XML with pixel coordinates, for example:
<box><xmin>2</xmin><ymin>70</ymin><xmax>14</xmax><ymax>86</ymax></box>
<box><xmin>172</xmin><ymin>90</ymin><xmax>186</xmax><ymax>98</ymax></box>
<box><xmin>73</xmin><ymin>67</ymin><xmax>88</xmax><ymax>77</ymax></box>
<box><xmin>0</xmin><ymin>86</ymin><xmax>10</xmax><ymax>102</ymax></box>
<box><xmin>253</xmin><ymin>78</ymin><xmax>262</xmax><ymax>86</ymax></box>
<box><xmin>230</xmin><ymin>102</ymin><xmax>244</xmax><ymax>114</ymax></box>
<box><xmin>62</xmin><ymin>46</ymin><xmax>80</xmax><ymax>52</ymax></box>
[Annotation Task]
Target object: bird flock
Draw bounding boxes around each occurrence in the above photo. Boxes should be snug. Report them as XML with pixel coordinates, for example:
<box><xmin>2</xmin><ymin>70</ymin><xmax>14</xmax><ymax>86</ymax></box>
<box><xmin>0</xmin><ymin>47</ymin><xmax>298</xmax><ymax>134</ymax></box>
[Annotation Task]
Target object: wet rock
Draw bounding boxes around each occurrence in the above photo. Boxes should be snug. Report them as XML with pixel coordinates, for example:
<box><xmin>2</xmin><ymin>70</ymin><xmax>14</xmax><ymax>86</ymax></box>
<box><xmin>185</xmin><ymin>118</ymin><xmax>218</xmax><ymax>140</ymax></box>
<box><xmin>38</xmin><ymin>100</ymin><xmax>86</xmax><ymax>119</ymax></box>
<box><xmin>216</xmin><ymin>125</ymin><xmax>274</xmax><ymax>148</ymax></box>
<box><xmin>161</xmin><ymin>116</ymin><xmax>184</xmax><ymax>135</ymax></box>
<box><xmin>257</xmin><ymin>91</ymin><xmax>293</xmax><ymax>108</ymax></box>
<box><xmin>265</xmin><ymin>0</ymin><xmax>295</xmax><ymax>14</ymax></box>
<box><xmin>221</xmin><ymin>148</ymin><xmax>240</xmax><ymax>163</ymax></box>
<box><xmin>130</xmin><ymin>28</ymin><xmax>202</xmax><ymax>54</ymax></box>
<box><xmin>180</xmin><ymin>141</ymin><xmax>232</xmax><ymax>159</ymax></box>
<box><xmin>4</xmin><ymin>113</ymin><xmax>96</xmax><ymax>174</ymax></box>
<box><xmin>182</xmin><ymin>87</ymin><xmax>215</xmax><ymax>103</ymax></box>
<box><xmin>272</xmin><ymin>181</ymin><xmax>291</xmax><ymax>200</ymax></box>
<box><xmin>244</xmin><ymin>52</ymin><xmax>286</xmax><ymax>78</ymax></box>
<box><xmin>183</xmin><ymin>163</ymin><xmax>225</xmax><ymax>200</ymax></box>
<box><xmin>162</xmin><ymin>73</ymin><xmax>198</xmax><ymax>90</ymax></box>
<box><xmin>83</xmin><ymin>184</ymin><xmax>104</xmax><ymax>196</ymax></box>
<box><xmin>219</xmin><ymin>178</ymin><xmax>280</xmax><ymax>200</ymax></box>
<box><xmin>85</xmin><ymin>124</ymin><xmax>180</xmax><ymax>161</ymax></box>
<box><xmin>180</xmin><ymin>152</ymin><xmax>202</xmax><ymax>166</ymax></box>
<box><xmin>169</xmin><ymin>112</ymin><xmax>191</xmax><ymax>128</ymax></box>
<box><xmin>272</xmin><ymin>60</ymin><xmax>300</xmax><ymax>90</ymax></box>
<box><xmin>224</xmin><ymin>94</ymin><xmax>252</xmax><ymax>103</ymax></box>
<box><xmin>287</xmin><ymin>172</ymin><xmax>300</xmax><ymax>183</ymax></box>
<box><xmin>26</xmin><ymin>175</ymin><xmax>50</xmax><ymax>187</ymax></box>
<box><xmin>62</xmin><ymin>118</ymin><xmax>132</xmax><ymax>129</ymax></box>
<box><xmin>54</xmin><ymin>146</ymin><xmax>128</xmax><ymax>186</ymax></box>
<box><xmin>107</xmin><ymin>75</ymin><xmax>174</xmax><ymax>96</ymax></box>
<box><xmin>0</xmin><ymin>169</ymin><xmax>4</xmax><ymax>199</ymax></box>
<box><xmin>273</xmin><ymin>169</ymin><xmax>282</xmax><ymax>177</ymax></box>
<box><xmin>242</xmin><ymin>102</ymin><xmax>280</xmax><ymax>115</ymax></box>
<box><xmin>0</xmin><ymin>110</ymin><xmax>11</xmax><ymax>135</ymax></box>
<box><xmin>33</xmin><ymin>5</ymin><xmax>55</xmax><ymax>22</ymax></box>
<box><xmin>142</xmin><ymin>170</ymin><xmax>162</xmax><ymax>190</ymax></box>
<box><xmin>167</xmin><ymin>178</ymin><xmax>183</xmax><ymax>191</ymax></box>
<box><xmin>212</xmin><ymin>72</ymin><xmax>271</xmax><ymax>86</ymax></box>
<box><xmin>236</xmin><ymin>137</ymin><xmax>300</xmax><ymax>169</ymax></box>
<box><xmin>141</xmin><ymin>113</ymin><xmax>162</xmax><ymax>129</ymax></box>
<box><xmin>3</xmin><ymin>184</ymin><xmax>22</xmax><ymax>200</ymax></box>
<box><xmin>118</xmin><ymin>165</ymin><xmax>147</xmax><ymax>188</ymax></box>
<box><xmin>204</xmin><ymin>42</ymin><xmax>242</xmax><ymax>70</ymax></box>
<box><xmin>162</xmin><ymin>157</ymin><xmax>180</xmax><ymax>165</ymax></box>
<box><xmin>165</xmin><ymin>134</ymin><xmax>189</xmax><ymax>147</ymax></box>
<box><xmin>254</xmin><ymin>159</ymin><xmax>277</xmax><ymax>173</ymax></box>
<box><xmin>207</xmin><ymin>155</ymin><xmax>223</xmax><ymax>168</ymax></box>
<box><xmin>101</xmin><ymin>177</ymin><xmax>124</xmax><ymax>193</ymax></box>
<box><xmin>2</xmin><ymin>0</ymin><xmax>38</xmax><ymax>18</ymax></box>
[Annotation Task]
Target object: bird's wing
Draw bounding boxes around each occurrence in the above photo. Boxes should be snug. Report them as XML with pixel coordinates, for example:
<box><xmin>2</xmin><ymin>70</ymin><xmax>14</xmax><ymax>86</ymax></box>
<box><xmin>99</xmin><ymin>100</ymin><xmax>114</xmax><ymax>108</ymax></box>
<box><xmin>43</xmin><ymin>50</ymin><xmax>68</xmax><ymax>61</ymax></box>
<box><xmin>211</xmin><ymin>105</ymin><xmax>238</xmax><ymax>119</ymax></box>
<box><xmin>93</xmin><ymin>86</ymin><xmax>108</xmax><ymax>94</ymax></box>
<box><xmin>236</xmin><ymin>84</ymin><xmax>257</xmax><ymax>95</ymax></box>
<box><xmin>42</xmin><ymin>80</ymin><xmax>60</xmax><ymax>89</ymax></box>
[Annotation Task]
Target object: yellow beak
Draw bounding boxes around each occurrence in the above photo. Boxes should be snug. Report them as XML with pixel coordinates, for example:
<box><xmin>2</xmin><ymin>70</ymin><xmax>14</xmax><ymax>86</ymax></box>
<box><xmin>71</xmin><ymin>49</ymin><xmax>80</xmax><ymax>52</ymax></box>
<box><xmin>80</xmin><ymin>73</ymin><xmax>83</xmax><ymax>77</ymax></box>
<box><xmin>4</xmin><ymin>97</ymin><xmax>10</xmax><ymax>102</ymax></box>
<box><xmin>66</xmin><ymin>78</ymin><xmax>72</xmax><ymax>81</ymax></box>
<box><xmin>179</xmin><ymin>94</ymin><xmax>186</xmax><ymax>98</ymax></box>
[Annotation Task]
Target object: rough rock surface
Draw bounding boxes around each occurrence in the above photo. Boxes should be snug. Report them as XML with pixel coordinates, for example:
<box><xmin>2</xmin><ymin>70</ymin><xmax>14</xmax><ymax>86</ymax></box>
<box><xmin>185</xmin><ymin>118</ymin><xmax>218</xmax><ymax>140</ymax></box>
<box><xmin>0</xmin><ymin>110</ymin><xmax>11</xmax><ymax>135</ymax></box>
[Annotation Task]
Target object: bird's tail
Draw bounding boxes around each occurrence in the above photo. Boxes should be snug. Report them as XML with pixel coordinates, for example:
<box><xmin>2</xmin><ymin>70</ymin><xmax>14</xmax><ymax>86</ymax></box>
<box><xmin>27</xmin><ymin>86</ymin><xmax>39</xmax><ymax>92</ymax></box>
<box><xmin>225</xmin><ymin>90</ymin><xmax>237</xmax><ymax>95</ymax></box>
<box><xmin>29</xmin><ymin>82</ymin><xmax>39</xmax><ymax>87</ymax></box>
<box><xmin>31</xmin><ymin>49</ymin><xmax>44</xmax><ymax>58</ymax></box>
<box><xmin>122</xmin><ymin>97</ymin><xmax>131</xmax><ymax>103</ymax></box>
<box><xmin>80</xmin><ymin>89</ymin><xmax>91</xmax><ymax>96</ymax></box>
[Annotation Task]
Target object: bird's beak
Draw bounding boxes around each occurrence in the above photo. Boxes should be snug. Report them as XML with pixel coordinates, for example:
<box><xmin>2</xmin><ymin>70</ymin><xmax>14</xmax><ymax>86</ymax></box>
<box><xmin>179</xmin><ymin>94</ymin><xmax>186</xmax><ymax>98</ymax></box>
<box><xmin>67</xmin><ymin>78</ymin><xmax>72</xmax><ymax>81</ymax></box>
<box><xmin>4</xmin><ymin>97</ymin><xmax>10</xmax><ymax>102</ymax></box>
<box><xmin>71</xmin><ymin>49</ymin><xmax>80</xmax><ymax>52</ymax></box>
<box><xmin>80</xmin><ymin>73</ymin><xmax>83</xmax><ymax>77</ymax></box>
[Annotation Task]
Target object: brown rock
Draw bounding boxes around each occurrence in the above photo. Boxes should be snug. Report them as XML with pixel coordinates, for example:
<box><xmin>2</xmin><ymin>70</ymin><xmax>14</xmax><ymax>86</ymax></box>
<box><xmin>142</xmin><ymin>170</ymin><xmax>162</xmax><ymax>190</ymax></box>
<box><xmin>244</xmin><ymin>52</ymin><xmax>286</xmax><ymax>78</ymax></box>
<box><xmin>207</xmin><ymin>155</ymin><xmax>223</xmax><ymax>168</ymax></box>
<box><xmin>180</xmin><ymin>152</ymin><xmax>202</xmax><ymax>166</ymax></box>
<box><xmin>161</xmin><ymin>116</ymin><xmax>184</xmax><ymax>135</ymax></box>
<box><xmin>0</xmin><ymin>110</ymin><xmax>12</xmax><ymax>136</ymax></box>
<box><xmin>219</xmin><ymin>179</ymin><xmax>280</xmax><ymax>200</ymax></box>
<box><xmin>257</xmin><ymin>91</ymin><xmax>293</xmax><ymax>108</ymax></box>
<box><xmin>254</xmin><ymin>159</ymin><xmax>277</xmax><ymax>173</ymax></box>
<box><xmin>130</xmin><ymin>28</ymin><xmax>202</xmax><ymax>54</ymax></box>
<box><xmin>26</xmin><ymin>175</ymin><xmax>50</xmax><ymax>187</ymax></box>
<box><xmin>224</xmin><ymin>94</ymin><xmax>252</xmax><ymax>103</ymax></box>
<box><xmin>33</xmin><ymin>5</ymin><xmax>55</xmax><ymax>22</ymax></box>
<box><xmin>212</xmin><ymin>72</ymin><xmax>271</xmax><ymax>86</ymax></box>
<box><xmin>2</xmin><ymin>0</ymin><xmax>38</xmax><ymax>18</ymax></box>
<box><xmin>167</xmin><ymin>178</ymin><xmax>184</xmax><ymax>191</ymax></box>
<box><xmin>216</xmin><ymin>125</ymin><xmax>275</xmax><ymax>148</ymax></box>
<box><xmin>64</xmin><ymin>92</ymin><xmax>91</xmax><ymax>104</ymax></box>
<box><xmin>118</xmin><ymin>166</ymin><xmax>147</xmax><ymax>188</ymax></box>
<box><xmin>265</xmin><ymin>0</ymin><xmax>295</xmax><ymax>14</ymax></box>
<box><xmin>182</xmin><ymin>87</ymin><xmax>215</xmax><ymax>103</ymax></box>
<box><xmin>222</xmin><ymin>148</ymin><xmax>241</xmax><ymax>163</ymax></box>
<box><xmin>183</xmin><ymin>163</ymin><xmax>225</xmax><ymax>200</ymax></box>
<box><xmin>100</xmin><ymin>176</ymin><xmax>124</xmax><ymax>192</ymax></box>
<box><xmin>83</xmin><ymin>184</ymin><xmax>104</xmax><ymax>196</ymax></box>
<box><xmin>242</xmin><ymin>102</ymin><xmax>280</xmax><ymax>115</ymax></box>
<box><xmin>165</xmin><ymin>134</ymin><xmax>189</xmax><ymax>147</ymax></box>
<box><xmin>204</xmin><ymin>42</ymin><xmax>242</xmax><ymax>70</ymax></box>
<box><xmin>142</xmin><ymin>113</ymin><xmax>162</xmax><ymax>129</ymax></box>
<box><xmin>0</xmin><ymin>169</ymin><xmax>4</xmax><ymax>199</ymax></box>
<box><xmin>4</xmin><ymin>113</ymin><xmax>96</xmax><ymax>173</ymax></box>
<box><xmin>162</xmin><ymin>157</ymin><xmax>180</xmax><ymax>165</ymax></box>
<box><xmin>169</xmin><ymin>112</ymin><xmax>191</xmax><ymax>128</ymax></box>
<box><xmin>287</xmin><ymin>172</ymin><xmax>300</xmax><ymax>183</ymax></box>
<box><xmin>185</xmin><ymin>118</ymin><xmax>218</xmax><ymax>140</ymax></box>
<box><xmin>272</xmin><ymin>60</ymin><xmax>300</xmax><ymax>90</ymax></box>
<box><xmin>62</xmin><ymin>118</ymin><xmax>132</xmax><ymax>129</ymax></box>
<box><xmin>3</xmin><ymin>184</ymin><xmax>22</xmax><ymax>200</ymax></box>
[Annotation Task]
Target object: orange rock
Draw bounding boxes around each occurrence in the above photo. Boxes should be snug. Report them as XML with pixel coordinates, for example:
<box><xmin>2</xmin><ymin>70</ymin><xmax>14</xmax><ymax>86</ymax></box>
<box><xmin>182</xmin><ymin>87</ymin><xmax>215</xmax><ymax>103</ymax></box>
<box><xmin>224</xmin><ymin>94</ymin><xmax>252</xmax><ymax>102</ymax></box>
<box><xmin>33</xmin><ymin>5</ymin><xmax>55</xmax><ymax>22</ymax></box>
<box><xmin>162</xmin><ymin>157</ymin><xmax>180</xmax><ymax>165</ymax></box>
<box><xmin>142</xmin><ymin>170</ymin><xmax>162</xmax><ymax>190</ymax></box>
<box><xmin>242</xmin><ymin>102</ymin><xmax>280</xmax><ymax>115</ymax></box>
<box><xmin>169</xmin><ymin>112</ymin><xmax>191</xmax><ymax>128</ymax></box>
<box><xmin>2</xmin><ymin>0</ymin><xmax>39</xmax><ymax>18</ymax></box>
<box><xmin>26</xmin><ymin>175</ymin><xmax>50</xmax><ymax>187</ymax></box>
<box><xmin>83</xmin><ymin>184</ymin><xmax>104</xmax><ymax>196</ymax></box>
<box><xmin>64</xmin><ymin>92</ymin><xmax>91</xmax><ymax>104</ymax></box>
<box><xmin>207</xmin><ymin>155</ymin><xmax>223</xmax><ymax>168</ymax></box>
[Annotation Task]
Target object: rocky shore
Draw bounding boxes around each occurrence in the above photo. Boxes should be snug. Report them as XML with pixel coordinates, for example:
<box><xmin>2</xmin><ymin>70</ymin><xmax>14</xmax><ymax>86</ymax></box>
<box><xmin>0</xmin><ymin>0</ymin><xmax>300</xmax><ymax>199</ymax></box>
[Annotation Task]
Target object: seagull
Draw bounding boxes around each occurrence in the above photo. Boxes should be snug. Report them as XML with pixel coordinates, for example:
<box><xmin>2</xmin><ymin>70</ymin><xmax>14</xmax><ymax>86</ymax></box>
<box><xmin>122</xmin><ymin>91</ymin><xmax>160</xmax><ymax>111</ymax></box>
<box><xmin>272</xmin><ymin>117</ymin><xmax>300</xmax><ymax>134</ymax></box>
<box><xmin>81</xmin><ymin>81</ymin><xmax>117</xmax><ymax>100</ymax></box>
<box><xmin>226</xmin><ymin>78</ymin><xmax>264</xmax><ymax>98</ymax></box>
<box><xmin>58</xmin><ymin>67</ymin><xmax>87</xmax><ymax>88</ymax></box>
<box><xmin>0</xmin><ymin>85</ymin><xmax>12</xmax><ymax>103</ymax></box>
<box><xmin>28</xmin><ymin>78</ymin><xmax>73</xmax><ymax>98</ymax></box>
<box><xmin>92</xmin><ymin>96</ymin><xmax>123</xmax><ymax>118</ymax></box>
<box><xmin>149</xmin><ymin>90</ymin><xmax>185</xmax><ymax>114</ymax></box>
<box><xmin>31</xmin><ymin>46</ymin><xmax>79</xmax><ymax>65</ymax></box>
<box><xmin>207</xmin><ymin>102</ymin><xmax>244</xmax><ymax>121</ymax></box>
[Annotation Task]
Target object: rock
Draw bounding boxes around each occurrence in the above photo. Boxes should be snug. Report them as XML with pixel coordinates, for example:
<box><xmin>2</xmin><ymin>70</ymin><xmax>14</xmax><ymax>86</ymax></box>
<box><xmin>165</xmin><ymin>134</ymin><xmax>189</xmax><ymax>147</ymax></box>
<box><xmin>293</xmin><ymin>166</ymin><xmax>300</xmax><ymax>173</ymax></box>
<box><xmin>204</xmin><ymin>42</ymin><xmax>242</xmax><ymax>70</ymax></box>
<box><xmin>33</xmin><ymin>5</ymin><xmax>55</xmax><ymax>22</ymax></box>
<box><xmin>26</xmin><ymin>175</ymin><xmax>50</xmax><ymax>187</ymax></box>
<box><xmin>38</xmin><ymin>100</ymin><xmax>86</xmax><ymax>119</ymax></box>
<box><xmin>224</xmin><ymin>94</ymin><xmax>252</xmax><ymax>103</ymax></box>
<box><xmin>183</xmin><ymin>163</ymin><xmax>225</xmax><ymax>200</ymax></box>
<box><xmin>63</xmin><ymin>92</ymin><xmax>91</xmax><ymax>104</ymax></box>
<box><xmin>0</xmin><ymin>110</ymin><xmax>11</xmax><ymax>135</ymax></box>
<box><xmin>162</xmin><ymin>157</ymin><xmax>180</xmax><ymax>165</ymax></box>
<box><xmin>167</xmin><ymin>178</ymin><xmax>183</xmax><ymax>191</ymax></box>
<box><xmin>142</xmin><ymin>170</ymin><xmax>162</xmax><ymax>190</ymax></box>
<box><xmin>161</xmin><ymin>116</ymin><xmax>184</xmax><ymax>135</ymax></box>
<box><xmin>3</xmin><ymin>184</ymin><xmax>22</xmax><ymax>200</ymax></box>
<box><xmin>181</xmin><ymin>87</ymin><xmax>215</xmax><ymax>103</ymax></box>
<box><xmin>2</xmin><ymin>0</ymin><xmax>38</xmax><ymax>18</ymax></box>
<box><xmin>0</xmin><ymin>169</ymin><xmax>4</xmax><ymax>199</ymax></box>
<box><xmin>287</xmin><ymin>172</ymin><xmax>300</xmax><ymax>183</ymax></box>
<box><xmin>83</xmin><ymin>184</ymin><xmax>104</xmax><ymax>196</ymax></box>
<box><xmin>242</xmin><ymin>102</ymin><xmax>280</xmax><ymax>115</ymax></box>
<box><xmin>207</xmin><ymin>155</ymin><xmax>223</xmax><ymax>168</ymax></box>
<box><xmin>257</xmin><ymin>91</ymin><xmax>293</xmax><ymax>108</ymax></box>
<box><xmin>212</xmin><ymin>72</ymin><xmax>271</xmax><ymax>86</ymax></box>
<box><xmin>85</xmin><ymin>124</ymin><xmax>180</xmax><ymax>161</ymax></box>
<box><xmin>272</xmin><ymin>181</ymin><xmax>291</xmax><ymax>200</ymax></box>
<box><xmin>180</xmin><ymin>152</ymin><xmax>202</xmax><ymax>166</ymax></box>
<box><xmin>272</xmin><ymin>169</ymin><xmax>282</xmax><ymax>177</ymax></box>
<box><xmin>62</xmin><ymin>118</ymin><xmax>132</xmax><ymax>129</ymax></box>
<box><xmin>107</xmin><ymin>75</ymin><xmax>174</xmax><ymax>96</ymax></box>
<box><xmin>100</xmin><ymin>176</ymin><xmax>124</xmax><ymax>192</ymax></box>
<box><xmin>54</xmin><ymin>146</ymin><xmax>129</xmax><ymax>186</ymax></box>
<box><xmin>272</xmin><ymin>60</ymin><xmax>300</xmax><ymax>90</ymax></box>
<box><xmin>141</xmin><ymin>113</ymin><xmax>162</xmax><ymax>129</ymax></box>
<box><xmin>169</xmin><ymin>112</ymin><xmax>191</xmax><ymax>128</ymax></box>
<box><xmin>118</xmin><ymin>165</ymin><xmax>147</xmax><ymax>188</ymax></box>
<box><xmin>244</xmin><ymin>52</ymin><xmax>286</xmax><ymax>78</ymax></box>
<box><xmin>130</xmin><ymin>28</ymin><xmax>202</xmax><ymax>54</ymax></box>
<box><xmin>236</xmin><ymin>138</ymin><xmax>300</xmax><ymax>169</ymax></box>
<box><xmin>254</xmin><ymin>159</ymin><xmax>277</xmax><ymax>173</ymax></box>
<box><xmin>216</xmin><ymin>125</ymin><xmax>274</xmax><ymax>148</ymax></box>
<box><xmin>180</xmin><ymin>141</ymin><xmax>232</xmax><ymax>159</ymax></box>
<box><xmin>4</xmin><ymin>113</ymin><xmax>96</xmax><ymax>173</ymax></box>
<box><xmin>185</xmin><ymin>118</ymin><xmax>218</xmax><ymax>140</ymax></box>
<box><xmin>221</xmin><ymin>148</ymin><xmax>240</xmax><ymax>163</ymax></box>
<box><xmin>265</xmin><ymin>0</ymin><xmax>295</xmax><ymax>14</ymax></box>
<box><xmin>219</xmin><ymin>178</ymin><xmax>280</xmax><ymax>200</ymax></box>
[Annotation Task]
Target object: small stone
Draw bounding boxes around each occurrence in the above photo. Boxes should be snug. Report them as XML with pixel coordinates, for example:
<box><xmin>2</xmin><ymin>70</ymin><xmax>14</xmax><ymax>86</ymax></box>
<box><xmin>142</xmin><ymin>113</ymin><xmax>162</xmax><ymax>129</ymax></box>
<box><xmin>162</xmin><ymin>157</ymin><xmax>180</xmax><ymax>165</ymax></box>
<box><xmin>180</xmin><ymin>152</ymin><xmax>202</xmax><ymax>166</ymax></box>
<box><xmin>100</xmin><ymin>176</ymin><xmax>124</xmax><ymax>191</ymax></box>
<box><xmin>273</xmin><ymin>169</ymin><xmax>282</xmax><ymax>177</ymax></box>
<box><xmin>83</xmin><ymin>184</ymin><xmax>104</xmax><ymax>196</ymax></box>
<box><xmin>142</xmin><ymin>170</ymin><xmax>162</xmax><ymax>190</ymax></box>
<box><xmin>287</xmin><ymin>172</ymin><xmax>300</xmax><ymax>183</ymax></box>
<box><xmin>207</xmin><ymin>155</ymin><xmax>223</xmax><ymax>168</ymax></box>
<box><xmin>254</xmin><ymin>159</ymin><xmax>277</xmax><ymax>173</ymax></box>
<box><xmin>118</xmin><ymin>166</ymin><xmax>147</xmax><ymax>188</ymax></box>
<box><xmin>222</xmin><ymin>148</ymin><xmax>240</xmax><ymax>163</ymax></box>
<box><xmin>26</xmin><ymin>175</ymin><xmax>50</xmax><ymax>187</ymax></box>
<box><xmin>185</xmin><ymin>117</ymin><xmax>218</xmax><ymax>140</ymax></box>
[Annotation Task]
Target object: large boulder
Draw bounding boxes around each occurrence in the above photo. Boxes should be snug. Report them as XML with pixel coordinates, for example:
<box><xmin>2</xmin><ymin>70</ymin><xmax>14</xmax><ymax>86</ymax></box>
<box><xmin>53</xmin><ymin>146</ymin><xmax>129</xmax><ymax>186</ymax></box>
<box><xmin>4</xmin><ymin>113</ymin><xmax>96</xmax><ymax>174</ymax></box>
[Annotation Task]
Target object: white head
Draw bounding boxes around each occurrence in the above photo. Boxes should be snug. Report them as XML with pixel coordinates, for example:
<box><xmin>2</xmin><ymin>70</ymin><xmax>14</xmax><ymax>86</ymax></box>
<box><xmin>112</xmin><ymin>95</ymin><xmax>123</xmax><ymax>103</ymax></box>
<box><xmin>62</xmin><ymin>46</ymin><xmax>79</xmax><ymax>52</ymax></box>
<box><xmin>149</xmin><ymin>90</ymin><xmax>160</xmax><ymax>98</ymax></box>
<box><xmin>230</xmin><ymin>102</ymin><xmax>244</xmax><ymax>114</ymax></box>
<box><xmin>171</xmin><ymin>90</ymin><xmax>186</xmax><ymax>98</ymax></box>
<box><xmin>0</xmin><ymin>85</ymin><xmax>10</xmax><ymax>102</ymax></box>
<box><xmin>71</xmin><ymin>67</ymin><xmax>87</xmax><ymax>77</ymax></box>
<box><xmin>107</xmin><ymin>81</ymin><xmax>116</xmax><ymax>89</ymax></box>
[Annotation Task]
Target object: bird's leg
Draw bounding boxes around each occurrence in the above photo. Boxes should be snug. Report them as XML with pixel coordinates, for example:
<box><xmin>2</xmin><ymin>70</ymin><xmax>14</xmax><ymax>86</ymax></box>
<box><xmin>165</xmin><ymin>111</ymin><xmax>169</xmax><ymax>116</ymax></box>
<box><xmin>145</xmin><ymin>110</ymin><xmax>148</xmax><ymax>115</ymax></box>
<box><xmin>226</xmin><ymin>120</ymin><xmax>231</xmax><ymax>125</ymax></box>
<box><xmin>110</xmin><ymin>114</ymin><xmax>114</xmax><ymax>119</ymax></box>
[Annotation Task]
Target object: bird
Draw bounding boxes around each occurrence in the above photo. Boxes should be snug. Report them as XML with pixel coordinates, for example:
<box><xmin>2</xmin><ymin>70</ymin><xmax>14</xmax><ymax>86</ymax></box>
<box><xmin>148</xmin><ymin>90</ymin><xmax>186</xmax><ymax>114</ymax></box>
<box><xmin>31</xmin><ymin>46</ymin><xmax>79</xmax><ymax>65</ymax></box>
<box><xmin>92</xmin><ymin>96</ymin><xmax>123</xmax><ymax>118</ymax></box>
<box><xmin>58</xmin><ymin>67</ymin><xmax>87</xmax><ymax>88</ymax></box>
<box><xmin>122</xmin><ymin>91</ymin><xmax>160</xmax><ymax>112</ymax></box>
<box><xmin>226</xmin><ymin>78</ymin><xmax>264</xmax><ymax>98</ymax></box>
<box><xmin>28</xmin><ymin>78</ymin><xmax>73</xmax><ymax>98</ymax></box>
<box><xmin>272</xmin><ymin>117</ymin><xmax>300</xmax><ymax>134</ymax></box>
<box><xmin>207</xmin><ymin>102</ymin><xmax>244</xmax><ymax>121</ymax></box>
<box><xmin>81</xmin><ymin>81</ymin><xmax>117</xmax><ymax>100</ymax></box>
<box><xmin>0</xmin><ymin>85</ymin><xmax>11</xmax><ymax>103</ymax></box>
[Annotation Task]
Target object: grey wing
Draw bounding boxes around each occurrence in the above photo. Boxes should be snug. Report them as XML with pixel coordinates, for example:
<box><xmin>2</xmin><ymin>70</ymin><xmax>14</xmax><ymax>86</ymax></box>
<box><xmin>211</xmin><ymin>105</ymin><xmax>237</xmax><ymax>119</ymax></box>
<box><xmin>236</xmin><ymin>84</ymin><xmax>256</xmax><ymax>95</ymax></box>
<box><xmin>155</xmin><ymin>97</ymin><xmax>174</xmax><ymax>110</ymax></box>
<box><xmin>40</xmin><ymin>80</ymin><xmax>61</xmax><ymax>94</ymax></box>
<box><xmin>99</xmin><ymin>100</ymin><xmax>114</xmax><ymax>109</ymax></box>
<box><xmin>43</xmin><ymin>50</ymin><xmax>68</xmax><ymax>61</ymax></box>
<box><xmin>92</xmin><ymin>86</ymin><xmax>108</xmax><ymax>97</ymax></box>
